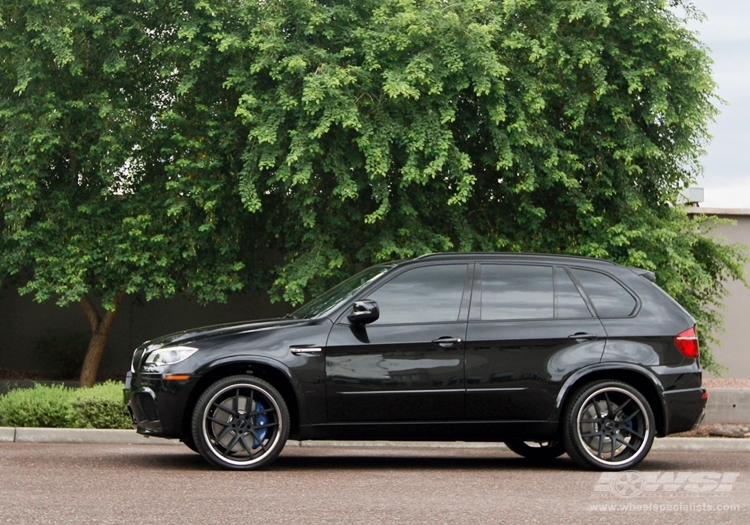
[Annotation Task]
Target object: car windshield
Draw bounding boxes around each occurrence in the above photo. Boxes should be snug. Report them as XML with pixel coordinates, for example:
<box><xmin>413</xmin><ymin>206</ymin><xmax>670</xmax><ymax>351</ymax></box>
<box><xmin>291</xmin><ymin>265</ymin><xmax>392</xmax><ymax>319</ymax></box>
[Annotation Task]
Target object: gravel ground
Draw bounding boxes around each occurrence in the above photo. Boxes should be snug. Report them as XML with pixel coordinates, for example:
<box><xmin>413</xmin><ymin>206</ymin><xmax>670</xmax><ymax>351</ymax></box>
<box><xmin>703</xmin><ymin>378</ymin><xmax>750</xmax><ymax>389</ymax></box>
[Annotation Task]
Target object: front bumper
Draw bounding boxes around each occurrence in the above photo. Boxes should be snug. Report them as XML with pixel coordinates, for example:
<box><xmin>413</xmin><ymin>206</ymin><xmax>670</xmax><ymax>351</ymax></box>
<box><xmin>124</xmin><ymin>370</ymin><xmax>198</xmax><ymax>438</ymax></box>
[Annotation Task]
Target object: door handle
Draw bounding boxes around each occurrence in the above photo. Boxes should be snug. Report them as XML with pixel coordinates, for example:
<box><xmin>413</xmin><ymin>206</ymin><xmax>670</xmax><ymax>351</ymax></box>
<box><xmin>568</xmin><ymin>333</ymin><xmax>597</xmax><ymax>342</ymax></box>
<box><xmin>290</xmin><ymin>346</ymin><xmax>322</xmax><ymax>356</ymax></box>
<box><xmin>431</xmin><ymin>337</ymin><xmax>463</xmax><ymax>348</ymax></box>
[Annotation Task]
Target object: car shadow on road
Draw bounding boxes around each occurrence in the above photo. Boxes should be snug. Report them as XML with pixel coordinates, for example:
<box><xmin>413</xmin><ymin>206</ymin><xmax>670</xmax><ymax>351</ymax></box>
<box><xmin>131</xmin><ymin>449</ymin><xmax>582</xmax><ymax>472</ymax></box>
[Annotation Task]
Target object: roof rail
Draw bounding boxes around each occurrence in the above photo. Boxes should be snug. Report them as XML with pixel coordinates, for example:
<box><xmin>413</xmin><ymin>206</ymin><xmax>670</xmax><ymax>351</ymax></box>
<box><xmin>414</xmin><ymin>252</ymin><xmax>616</xmax><ymax>264</ymax></box>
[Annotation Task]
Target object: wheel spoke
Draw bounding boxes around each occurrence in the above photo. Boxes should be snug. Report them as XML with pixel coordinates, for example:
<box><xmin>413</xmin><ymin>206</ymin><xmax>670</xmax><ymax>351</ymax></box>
<box><xmin>224</xmin><ymin>432</ymin><xmax>241</xmax><ymax>453</ymax></box>
<box><xmin>604</xmin><ymin>392</ymin><xmax>613</xmax><ymax>417</ymax></box>
<box><xmin>622</xmin><ymin>427</ymin><xmax>644</xmax><ymax>439</ymax></box>
<box><xmin>215</xmin><ymin>426</ymin><xmax>232</xmax><ymax>443</ymax></box>
<box><xmin>248</xmin><ymin>429</ymin><xmax>269</xmax><ymax>453</ymax></box>
<box><xmin>233</xmin><ymin>389</ymin><xmax>239</xmax><ymax>415</ymax></box>
<box><xmin>247</xmin><ymin>407</ymin><xmax>275</xmax><ymax>417</ymax></box>
<box><xmin>596</xmin><ymin>435</ymin><xmax>605</xmax><ymax>458</ymax></box>
<box><xmin>253</xmin><ymin>421</ymin><xmax>279</xmax><ymax>430</ymax></box>
<box><xmin>580</xmin><ymin>431</ymin><xmax>604</xmax><ymax>438</ymax></box>
<box><xmin>615</xmin><ymin>435</ymin><xmax>639</xmax><ymax>452</ymax></box>
<box><xmin>613</xmin><ymin>398</ymin><xmax>632</xmax><ymax>417</ymax></box>
<box><xmin>592</xmin><ymin>399</ymin><xmax>603</xmax><ymax>419</ymax></box>
<box><xmin>239</xmin><ymin>435</ymin><xmax>254</xmax><ymax>456</ymax></box>
<box><xmin>622</xmin><ymin>408</ymin><xmax>642</xmax><ymax>424</ymax></box>
<box><xmin>213</xmin><ymin>403</ymin><xmax>238</xmax><ymax>417</ymax></box>
<box><xmin>580</xmin><ymin>418</ymin><xmax>602</xmax><ymax>424</ymax></box>
<box><xmin>610</xmin><ymin>434</ymin><xmax>616</xmax><ymax>459</ymax></box>
<box><xmin>207</xmin><ymin>416</ymin><xmax>230</xmax><ymax>427</ymax></box>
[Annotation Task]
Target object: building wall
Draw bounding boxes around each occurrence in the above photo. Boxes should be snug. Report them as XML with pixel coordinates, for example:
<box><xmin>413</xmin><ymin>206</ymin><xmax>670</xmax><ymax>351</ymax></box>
<box><xmin>688</xmin><ymin>209</ymin><xmax>750</xmax><ymax>378</ymax></box>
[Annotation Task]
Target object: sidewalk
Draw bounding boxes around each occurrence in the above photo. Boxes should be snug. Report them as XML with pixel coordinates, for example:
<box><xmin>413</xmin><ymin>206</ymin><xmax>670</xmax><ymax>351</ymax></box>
<box><xmin>2</xmin><ymin>427</ymin><xmax>750</xmax><ymax>452</ymax></box>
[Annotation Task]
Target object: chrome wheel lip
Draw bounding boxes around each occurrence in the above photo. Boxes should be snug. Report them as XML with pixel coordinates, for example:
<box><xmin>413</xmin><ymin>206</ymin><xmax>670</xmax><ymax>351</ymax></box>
<box><xmin>201</xmin><ymin>382</ymin><xmax>283</xmax><ymax>467</ymax></box>
<box><xmin>576</xmin><ymin>386</ymin><xmax>651</xmax><ymax>467</ymax></box>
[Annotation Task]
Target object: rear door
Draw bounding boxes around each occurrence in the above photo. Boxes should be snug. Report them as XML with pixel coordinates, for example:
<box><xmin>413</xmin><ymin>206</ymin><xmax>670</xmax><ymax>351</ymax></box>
<box><xmin>464</xmin><ymin>264</ymin><xmax>607</xmax><ymax>421</ymax></box>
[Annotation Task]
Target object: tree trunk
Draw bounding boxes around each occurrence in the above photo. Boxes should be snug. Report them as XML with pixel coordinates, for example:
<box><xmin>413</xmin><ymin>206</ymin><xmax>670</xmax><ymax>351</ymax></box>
<box><xmin>79</xmin><ymin>292</ymin><xmax>125</xmax><ymax>387</ymax></box>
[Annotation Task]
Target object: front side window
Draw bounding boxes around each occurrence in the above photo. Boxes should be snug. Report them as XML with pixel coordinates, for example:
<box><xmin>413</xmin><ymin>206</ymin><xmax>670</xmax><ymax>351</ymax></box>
<box><xmin>367</xmin><ymin>264</ymin><xmax>469</xmax><ymax>324</ymax></box>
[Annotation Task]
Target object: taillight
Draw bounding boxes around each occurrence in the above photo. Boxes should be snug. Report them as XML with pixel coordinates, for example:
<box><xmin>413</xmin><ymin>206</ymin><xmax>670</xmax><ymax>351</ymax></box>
<box><xmin>675</xmin><ymin>327</ymin><xmax>699</xmax><ymax>359</ymax></box>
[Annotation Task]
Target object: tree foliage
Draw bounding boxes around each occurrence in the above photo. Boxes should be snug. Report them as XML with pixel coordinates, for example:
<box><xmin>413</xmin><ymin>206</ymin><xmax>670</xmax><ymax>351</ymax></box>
<box><xmin>1</xmin><ymin>0</ymin><xmax>746</xmax><ymax>376</ymax></box>
<box><xmin>0</xmin><ymin>0</ymin><xmax>253</xmax><ymax>384</ymax></box>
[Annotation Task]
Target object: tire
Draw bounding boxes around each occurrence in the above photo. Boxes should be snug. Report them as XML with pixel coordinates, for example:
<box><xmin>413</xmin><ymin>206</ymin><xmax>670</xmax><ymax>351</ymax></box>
<box><xmin>563</xmin><ymin>380</ymin><xmax>655</xmax><ymax>471</ymax></box>
<box><xmin>181</xmin><ymin>435</ymin><xmax>199</xmax><ymax>453</ymax></box>
<box><xmin>505</xmin><ymin>440</ymin><xmax>566</xmax><ymax>461</ymax></box>
<box><xmin>191</xmin><ymin>375</ymin><xmax>290</xmax><ymax>470</ymax></box>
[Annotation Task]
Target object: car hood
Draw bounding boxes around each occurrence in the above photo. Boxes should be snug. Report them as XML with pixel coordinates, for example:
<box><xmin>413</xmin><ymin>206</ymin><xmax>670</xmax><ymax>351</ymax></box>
<box><xmin>144</xmin><ymin>317</ymin><xmax>311</xmax><ymax>349</ymax></box>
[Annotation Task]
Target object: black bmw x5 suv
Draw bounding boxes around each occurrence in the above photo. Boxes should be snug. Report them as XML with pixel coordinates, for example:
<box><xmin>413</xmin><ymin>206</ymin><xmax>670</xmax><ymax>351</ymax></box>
<box><xmin>126</xmin><ymin>253</ymin><xmax>707</xmax><ymax>470</ymax></box>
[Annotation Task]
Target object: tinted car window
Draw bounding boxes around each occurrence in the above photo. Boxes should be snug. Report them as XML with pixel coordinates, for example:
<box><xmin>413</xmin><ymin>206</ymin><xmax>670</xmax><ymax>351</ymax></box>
<box><xmin>367</xmin><ymin>264</ymin><xmax>468</xmax><ymax>324</ymax></box>
<box><xmin>555</xmin><ymin>267</ymin><xmax>592</xmax><ymax>318</ymax></box>
<box><xmin>571</xmin><ymin>268</ymin><xmax>636</xmax><ymax>318</ymax></box>
<box><xmin>480</xmin><ymin>265</ymin><xmax>553</xmax><ymax>320</ymax></box>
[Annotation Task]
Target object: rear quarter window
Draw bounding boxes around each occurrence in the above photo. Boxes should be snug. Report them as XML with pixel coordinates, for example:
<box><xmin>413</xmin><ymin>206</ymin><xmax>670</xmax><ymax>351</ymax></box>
<box><xmin>570</xmin><ymin>268</ymin><xmax>637</xmax><ymax>318</ymax></box>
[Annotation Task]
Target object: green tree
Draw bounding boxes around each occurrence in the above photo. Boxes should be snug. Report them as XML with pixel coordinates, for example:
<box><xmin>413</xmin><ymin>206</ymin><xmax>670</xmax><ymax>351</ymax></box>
<box><xmin>0</xmin><ymin>0</ymin><xmax>253</xmax><ymax>385</ymax></box>
<box><xmin>1</xmin><ymin>0</ymin><xmax>745</xmax><ymax>377</ymax></box>
<box><xmin>217</xmin><ymin>0</ymin><xmax>745</xmax><ymax>373</ymax></box>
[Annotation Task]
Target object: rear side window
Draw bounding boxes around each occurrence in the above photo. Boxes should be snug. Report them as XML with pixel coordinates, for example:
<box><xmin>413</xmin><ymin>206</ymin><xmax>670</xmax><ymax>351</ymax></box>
<box><xmin>480</xmin><ymin>265</ymin><xmax>554</xmax><ymax>320</ymax></box>
<box><xmin>571</xmin><ymin>268</ymin><xmax>637</xmax><ymax>318</ymax></box>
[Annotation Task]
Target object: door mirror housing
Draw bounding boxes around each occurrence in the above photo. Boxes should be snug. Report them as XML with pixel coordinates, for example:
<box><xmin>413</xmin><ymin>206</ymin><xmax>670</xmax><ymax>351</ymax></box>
<box><xmin>347</xmin><ymin>300</ymin><xmax>380</xmax><ymax>325</ymax></box>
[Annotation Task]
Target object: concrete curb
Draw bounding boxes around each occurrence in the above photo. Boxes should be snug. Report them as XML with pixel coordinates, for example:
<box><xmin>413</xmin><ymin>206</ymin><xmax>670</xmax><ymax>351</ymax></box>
<box><xmin>2</xmin><ymin>428</ymin><xmax>750</xmax><ymax>452</ymax></box>
<box><xmin>11</xmin><ymin>428</ymin><xmax>182</xmax><ymax>445</ymax></box>
<box><xmin>651</xmin><ymin>437</ymin><xmax>750</xmax><ymax>452</ymax></box>
<box><xmin>704</xmin><ymin>389</ymin><xmax>750</xmax><ymax>424</ymax></box>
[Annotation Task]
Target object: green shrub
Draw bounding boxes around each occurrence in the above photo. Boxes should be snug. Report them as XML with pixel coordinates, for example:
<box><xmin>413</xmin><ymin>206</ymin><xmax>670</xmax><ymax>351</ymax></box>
<box><xmin>69</xmin><ymin>381</ymin><xmax>131</xmax><ymax>429</ymax></box>
<box><xmin>0</xmin><ymin>381</ymin><xmax>131</xmax><ymax>429</ymax></box>
<box><xmin>0</xmin><ymin>384</ymin><xmax>74</xmax><ymax>427</ymax></box>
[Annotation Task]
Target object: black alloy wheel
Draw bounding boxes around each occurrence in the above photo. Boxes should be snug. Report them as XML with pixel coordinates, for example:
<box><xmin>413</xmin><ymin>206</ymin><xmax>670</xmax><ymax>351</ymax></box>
<box><xmin>192</xmin><ymin>375</ymin><xmax>290</xmax><ymax>470</ymax></box>
<box><xmin>563</xmin><ymin>380</ymin><xmax>655</xmax><ymax>471</ymax></box>
<box><xmin>504</xmin><ymin>440</ymin><xmax>567</xmax><ymax>461</ymax></box>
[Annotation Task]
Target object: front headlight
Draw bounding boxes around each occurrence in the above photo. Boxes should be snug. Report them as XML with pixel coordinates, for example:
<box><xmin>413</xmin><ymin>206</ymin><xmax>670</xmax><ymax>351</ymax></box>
<box><xmin>143</xmin><ymin>346</ymin><xmax>198</xmax><ymax>366</ymax></box>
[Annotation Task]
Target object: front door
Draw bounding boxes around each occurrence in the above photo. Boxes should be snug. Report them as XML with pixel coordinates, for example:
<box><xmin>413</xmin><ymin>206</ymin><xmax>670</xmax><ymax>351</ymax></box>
<box><xmin>325</xmin><ymin>263</ymin><xmax>471</xmax><ymax>422</ymax></box>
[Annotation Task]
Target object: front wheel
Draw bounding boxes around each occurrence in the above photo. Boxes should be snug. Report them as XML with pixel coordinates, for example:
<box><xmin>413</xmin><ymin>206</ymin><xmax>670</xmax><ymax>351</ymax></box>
<box><xmin>505</xmin><ymin>440</ymin><xmax>566</xmax><ymax>461</ymax></box>
<box><xmin>192</xmin><ymin>375</ymin><xmax>290</xmax><ymax>470</ymax></box>
<box><xmin>563</xmin><ymin>380</ymin><xmax>655</xmax><ymax>471</ymax></box>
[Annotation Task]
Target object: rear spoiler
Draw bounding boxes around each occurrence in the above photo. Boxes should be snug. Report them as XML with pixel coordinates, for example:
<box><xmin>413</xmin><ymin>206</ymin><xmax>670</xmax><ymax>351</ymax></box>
<box><xmin>629</xmin><ymin>267</ymin><xmax>655</xmax><ymax>282</ymax></box>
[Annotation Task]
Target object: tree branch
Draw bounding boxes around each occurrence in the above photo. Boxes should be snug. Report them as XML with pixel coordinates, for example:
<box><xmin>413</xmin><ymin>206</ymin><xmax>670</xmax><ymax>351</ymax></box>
<box><xmin>80</xmin><ymin>294</ymin><xmax>101</xmax><ymax>333</ymax></box>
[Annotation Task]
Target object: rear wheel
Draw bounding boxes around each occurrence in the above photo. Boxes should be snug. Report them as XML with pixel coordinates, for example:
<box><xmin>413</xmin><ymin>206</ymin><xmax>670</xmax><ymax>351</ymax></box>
<box><xmin>505</xmin><ymin>440</ymin><xmax>566</xmax><ymax>461</ymax></box>
<box><xmin>563</xmin><ymin>380</ymin><xmax>655</xmax><ymax>471</ymax></box>
<box><xmin>191</xmin><ymin>375</ymin><xmax>290</xmax><ymax>470</ymax></box>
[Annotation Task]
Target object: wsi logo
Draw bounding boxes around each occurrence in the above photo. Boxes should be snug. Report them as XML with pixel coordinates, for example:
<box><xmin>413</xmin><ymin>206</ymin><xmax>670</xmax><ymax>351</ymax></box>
<box><xmin>594</xmin><ymin>471</ymin><xmax>740</xmax><ymax>498</ymax></box>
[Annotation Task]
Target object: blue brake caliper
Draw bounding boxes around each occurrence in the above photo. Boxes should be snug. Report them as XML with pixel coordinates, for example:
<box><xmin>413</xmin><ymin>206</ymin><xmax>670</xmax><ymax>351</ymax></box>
<box><xmin>253</xmin><ymin>401</ymin><xmax>268</xmax><ymax>447</ymax></box>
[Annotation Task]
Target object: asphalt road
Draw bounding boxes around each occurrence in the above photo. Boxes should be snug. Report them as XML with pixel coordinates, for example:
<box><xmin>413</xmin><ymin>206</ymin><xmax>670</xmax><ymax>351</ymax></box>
<box><xmin>0</xmin><ymin>443</ymin><xmax>748</xmax><ymax>525</ymax></box>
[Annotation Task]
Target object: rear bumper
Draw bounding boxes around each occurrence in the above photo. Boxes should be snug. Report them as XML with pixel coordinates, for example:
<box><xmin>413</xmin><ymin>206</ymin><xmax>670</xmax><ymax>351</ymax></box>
<box><xmin>662</xmin><ymin>387</ymin><xmax>707</xmax><ymax>435</ymax></box>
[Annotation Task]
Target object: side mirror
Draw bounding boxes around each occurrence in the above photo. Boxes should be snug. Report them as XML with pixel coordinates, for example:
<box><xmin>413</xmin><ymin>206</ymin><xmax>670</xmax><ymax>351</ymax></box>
<box><xmin>347</xmin><ymin>299</ymin><xmax>379</xmax><ymax>325</ymax></box>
